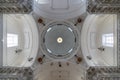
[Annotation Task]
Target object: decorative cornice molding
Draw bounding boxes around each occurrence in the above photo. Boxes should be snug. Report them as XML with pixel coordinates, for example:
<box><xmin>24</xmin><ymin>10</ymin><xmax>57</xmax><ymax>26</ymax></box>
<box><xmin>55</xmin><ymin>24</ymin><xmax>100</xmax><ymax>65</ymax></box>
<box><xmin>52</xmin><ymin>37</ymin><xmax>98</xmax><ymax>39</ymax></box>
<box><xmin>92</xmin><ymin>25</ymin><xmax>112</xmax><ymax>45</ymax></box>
<box><xmin>86</xmin><ymin>67</ymin><xmax>120</xmax><ymax>80</ymax></box>
<box><xmin>0</xmin><ymin>0</ymin><xmax>33</xmax><ymax>13</ymax></box>
<box><xmin>87</xmin><ymin>0</ymin><xmax>120</xmax><ymax>14</ymax></box>
<box><xmin>0</xmin><ymin>67</ymin><xmax>33</xmax><ymax>80</ymax></box>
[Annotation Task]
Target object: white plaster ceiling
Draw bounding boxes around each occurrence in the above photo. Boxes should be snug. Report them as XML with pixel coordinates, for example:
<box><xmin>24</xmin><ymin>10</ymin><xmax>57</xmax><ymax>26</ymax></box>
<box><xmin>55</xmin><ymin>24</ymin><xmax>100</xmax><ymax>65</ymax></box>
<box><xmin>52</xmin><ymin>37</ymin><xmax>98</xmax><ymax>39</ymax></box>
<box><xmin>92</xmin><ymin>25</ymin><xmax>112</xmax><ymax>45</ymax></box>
<box><xmin>34</xmin><ymin>62</ymin><xmax>85</xmax><ymax>80</ymax></box>
<box><xmin>34</xmin><ymin>0</ymin><xmax>86</xmax><ymax>20</ymax></box>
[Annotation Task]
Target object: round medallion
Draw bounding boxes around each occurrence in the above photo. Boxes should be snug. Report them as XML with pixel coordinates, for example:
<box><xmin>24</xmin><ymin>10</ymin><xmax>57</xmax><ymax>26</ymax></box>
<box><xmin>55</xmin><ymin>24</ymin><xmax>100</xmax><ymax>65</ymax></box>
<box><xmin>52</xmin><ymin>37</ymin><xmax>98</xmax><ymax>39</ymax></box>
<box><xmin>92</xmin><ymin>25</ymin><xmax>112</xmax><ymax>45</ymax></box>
<box><xmin>41</xmin><ymin>22</ymin><xmax>79</xmax><ymax>60</ymax></box>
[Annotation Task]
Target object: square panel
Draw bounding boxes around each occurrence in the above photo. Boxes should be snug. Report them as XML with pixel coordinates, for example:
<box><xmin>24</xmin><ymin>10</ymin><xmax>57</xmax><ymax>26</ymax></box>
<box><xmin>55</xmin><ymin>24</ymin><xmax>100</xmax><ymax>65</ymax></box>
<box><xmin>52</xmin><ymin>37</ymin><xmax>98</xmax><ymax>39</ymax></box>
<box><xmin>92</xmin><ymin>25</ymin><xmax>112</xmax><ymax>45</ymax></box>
<box><xmin>51</xmin><ymin>0</ymin><xmax>69</xmax><ymax>10</ymax></box>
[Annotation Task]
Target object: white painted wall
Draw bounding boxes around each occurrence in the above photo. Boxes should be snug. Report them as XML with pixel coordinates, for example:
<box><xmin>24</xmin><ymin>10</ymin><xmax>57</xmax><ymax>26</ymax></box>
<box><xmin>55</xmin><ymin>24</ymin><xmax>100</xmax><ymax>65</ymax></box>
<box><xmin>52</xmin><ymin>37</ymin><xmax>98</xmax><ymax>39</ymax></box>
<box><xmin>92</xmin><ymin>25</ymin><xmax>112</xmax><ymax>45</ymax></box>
<box><xmin>96</xmin><ymin>15</ymin><xmax>116</xmax><ymax>65</ymax></box>
<box><xmin>3</xmin><ymin>14</ymin><xmax>39</xmax><ymax>67</ymax></box>
<box><xmin>81</xmin><ymin>14</ymin><xmax>117</xmax><ymax>66</ymax></box>
<box><xmin>6</xmin><ymin>15</ymin><xmax>24</xmax><ymax>66</ymax></box>
<box><xmin>0</xmin><ymin>14</ymin><xmax>3</xmax><ymax>66</ymax></box>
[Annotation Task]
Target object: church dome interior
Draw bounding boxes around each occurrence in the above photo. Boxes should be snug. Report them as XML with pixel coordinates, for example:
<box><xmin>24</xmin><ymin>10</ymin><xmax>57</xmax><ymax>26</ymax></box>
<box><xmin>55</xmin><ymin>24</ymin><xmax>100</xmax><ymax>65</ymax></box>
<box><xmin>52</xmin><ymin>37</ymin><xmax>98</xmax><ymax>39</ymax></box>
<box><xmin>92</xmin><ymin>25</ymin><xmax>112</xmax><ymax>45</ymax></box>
<box><xmin>0</xmin><ymin>0</ymin><xmax>119</xmax><ymax>80</ymax></box>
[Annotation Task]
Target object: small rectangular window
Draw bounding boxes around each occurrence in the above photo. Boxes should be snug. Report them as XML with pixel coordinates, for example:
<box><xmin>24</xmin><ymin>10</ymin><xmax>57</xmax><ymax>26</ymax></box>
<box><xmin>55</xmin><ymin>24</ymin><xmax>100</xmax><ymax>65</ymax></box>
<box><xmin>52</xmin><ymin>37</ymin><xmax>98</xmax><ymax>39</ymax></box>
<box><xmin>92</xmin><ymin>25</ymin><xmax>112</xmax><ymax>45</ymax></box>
<box><xmin>7</xmin><ymin>34</ymin><xmax>18</xmax><ymax>47</ymax></box>
<box><xmin>102</xmin><ymin>33</ymin><xmax>113</xmax><ymax>47</ymax></box>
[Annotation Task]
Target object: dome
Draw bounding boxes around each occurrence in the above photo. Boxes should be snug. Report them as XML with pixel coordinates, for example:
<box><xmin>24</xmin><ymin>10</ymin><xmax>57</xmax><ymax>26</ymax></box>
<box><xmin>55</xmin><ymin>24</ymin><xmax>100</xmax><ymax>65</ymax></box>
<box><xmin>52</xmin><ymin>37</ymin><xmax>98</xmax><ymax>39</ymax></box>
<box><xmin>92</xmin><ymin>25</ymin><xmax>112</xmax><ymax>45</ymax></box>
<box><xmin>34</xmin><ymin>0</ymin><xmax>86</xmax><ymax>20</ymax></box>
<box><xmin>41</xmin><ymin>22</ymin><xmax>79</xmax><ymax>60</ymax></box>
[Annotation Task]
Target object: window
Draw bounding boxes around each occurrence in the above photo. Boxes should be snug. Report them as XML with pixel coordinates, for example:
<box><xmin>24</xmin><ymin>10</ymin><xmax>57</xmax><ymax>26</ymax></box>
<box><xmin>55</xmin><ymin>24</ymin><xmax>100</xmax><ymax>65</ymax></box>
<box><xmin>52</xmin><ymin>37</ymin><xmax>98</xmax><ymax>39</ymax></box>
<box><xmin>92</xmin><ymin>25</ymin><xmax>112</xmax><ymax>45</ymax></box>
<box><xmin>35</xmin><ymin>0</ymin><xmax>49</xmax><ymax>4</ymax></box>
<box><xmin>7</xmin><ymin>34</ymin><xmax>18</xmax><ymax>47</ymax></box>
<box><xmin>102</xmin><ymin>33</ymin><xmax>113</xmax><ymax>47</ymax></box>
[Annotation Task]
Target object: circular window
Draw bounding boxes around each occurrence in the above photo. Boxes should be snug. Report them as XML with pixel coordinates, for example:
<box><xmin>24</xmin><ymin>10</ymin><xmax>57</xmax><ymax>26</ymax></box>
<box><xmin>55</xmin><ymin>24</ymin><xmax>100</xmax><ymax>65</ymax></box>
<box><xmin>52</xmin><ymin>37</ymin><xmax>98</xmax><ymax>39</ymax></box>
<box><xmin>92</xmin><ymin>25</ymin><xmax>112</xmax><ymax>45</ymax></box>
<box><xmin>41</xmin><ymin>22</ymin><xmax>79</xmax><ymax>59</ymax></box>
